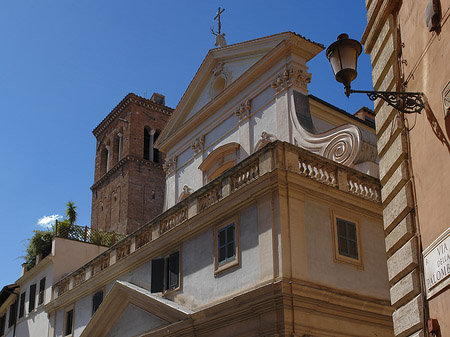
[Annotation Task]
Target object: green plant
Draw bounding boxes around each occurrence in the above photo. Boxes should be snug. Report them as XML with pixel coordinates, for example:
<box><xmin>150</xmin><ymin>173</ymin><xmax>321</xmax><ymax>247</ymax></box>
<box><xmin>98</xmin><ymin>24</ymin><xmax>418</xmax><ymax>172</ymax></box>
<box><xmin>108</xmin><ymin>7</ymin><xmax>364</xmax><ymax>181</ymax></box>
<box><xmin>66</xmin><ymin>201</ymin><xmax>77</xmax><ymax>225</ymax></box>
<box><xmin>90</xmin><ymin>229</ymin><xmax>105</xmax><ymax>246</ymax></box>
<box><xmin>24</xmin><ymin>229</ymin><xmax>54</xmax><ymax>269</ymax></box>
<box><xmin>56</xmin><ymin>220</ymin><xmax>73</xmax><ymax>238</ymax></box>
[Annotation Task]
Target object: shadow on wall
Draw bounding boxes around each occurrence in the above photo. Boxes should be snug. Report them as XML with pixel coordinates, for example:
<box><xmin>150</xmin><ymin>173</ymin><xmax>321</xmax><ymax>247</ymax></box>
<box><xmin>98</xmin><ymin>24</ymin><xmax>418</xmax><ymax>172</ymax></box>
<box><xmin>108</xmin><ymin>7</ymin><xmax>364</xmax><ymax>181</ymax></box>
<box><xmin>424</xmin><ymin>100</ymin><xmax>450</xmax><ymax>154</ymax></box>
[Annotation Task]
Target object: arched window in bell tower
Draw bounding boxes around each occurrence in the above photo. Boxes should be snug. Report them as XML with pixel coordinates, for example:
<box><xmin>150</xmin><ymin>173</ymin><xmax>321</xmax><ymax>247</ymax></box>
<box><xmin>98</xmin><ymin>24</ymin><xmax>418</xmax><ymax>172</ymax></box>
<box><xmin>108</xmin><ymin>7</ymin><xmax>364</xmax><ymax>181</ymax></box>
<box><xmin>144</xmin><ymin>127</ymin><xmax>151</xmax><ymax>160</ymax></box>
<box><xmin>144</xmin><ymin>127</ymin><xmax>160</xmax><ymax>162</ymax></box>
<box><xmin>153</xmin><ymin>131</ymin><xmax>160</xmax><ymax>163</ymax></box>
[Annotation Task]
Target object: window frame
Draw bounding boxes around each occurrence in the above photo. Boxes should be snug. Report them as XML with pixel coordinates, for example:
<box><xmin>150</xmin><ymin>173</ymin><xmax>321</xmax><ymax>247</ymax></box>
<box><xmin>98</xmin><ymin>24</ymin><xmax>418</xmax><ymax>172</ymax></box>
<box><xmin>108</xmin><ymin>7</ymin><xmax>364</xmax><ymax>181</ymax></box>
<box><xmin>331</xmin><ymin>210</ymin><xmax>363</xmax><ymax>268</ymax></box>
<box><xmin>63</xmin><ymin>305</ymin><xmax>74</xmax><ymax>337</ymax></box>
<box><xmin>214</xmin><ymin>216</ymin><xmax>240</xmax><ymax>275</ymax></box>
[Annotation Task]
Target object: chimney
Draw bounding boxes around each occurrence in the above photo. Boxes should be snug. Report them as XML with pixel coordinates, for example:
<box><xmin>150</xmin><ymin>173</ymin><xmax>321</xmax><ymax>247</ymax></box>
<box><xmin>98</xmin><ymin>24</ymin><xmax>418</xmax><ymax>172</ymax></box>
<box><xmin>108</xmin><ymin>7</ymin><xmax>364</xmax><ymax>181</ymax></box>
<box><xmin>150</xmin><ymin>93</ymin><xmax>165</xmax><ymax>106</ymax></box>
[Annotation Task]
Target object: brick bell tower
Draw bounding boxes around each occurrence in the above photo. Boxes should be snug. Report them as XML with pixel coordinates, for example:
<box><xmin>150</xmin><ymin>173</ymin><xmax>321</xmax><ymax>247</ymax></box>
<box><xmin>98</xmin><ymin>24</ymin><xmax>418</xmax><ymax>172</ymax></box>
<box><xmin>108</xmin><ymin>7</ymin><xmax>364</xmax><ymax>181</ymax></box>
<box><xmin>91</xmin><ymin>93</ymin><xmax>172</xmax><ymax>235</ymax></box>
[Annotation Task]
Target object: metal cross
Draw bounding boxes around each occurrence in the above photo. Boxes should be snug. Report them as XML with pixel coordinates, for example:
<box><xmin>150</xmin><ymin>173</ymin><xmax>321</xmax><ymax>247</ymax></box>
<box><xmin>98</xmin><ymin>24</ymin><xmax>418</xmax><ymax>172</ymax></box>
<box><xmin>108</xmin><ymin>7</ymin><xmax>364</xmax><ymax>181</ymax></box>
<box><xmin>213</xmin><ymin>7</ymin><xmax>225</xmax><ymax>35</ymax></box>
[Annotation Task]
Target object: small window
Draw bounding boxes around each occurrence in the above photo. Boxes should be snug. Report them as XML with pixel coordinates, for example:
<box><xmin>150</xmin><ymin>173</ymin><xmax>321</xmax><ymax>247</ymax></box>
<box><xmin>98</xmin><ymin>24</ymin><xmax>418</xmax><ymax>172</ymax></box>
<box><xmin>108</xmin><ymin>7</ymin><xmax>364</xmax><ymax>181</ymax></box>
<box><xmin>337</xmin><ymin>218</ymin><xmax>358</xmax><ymax>259</ymax></box>
<box><xmin>8</xmin><ymin>301</ymin><xmax>17</xmax><ymax>328</ymax></box>
<box><xmin>38</xmin><ymin>277</ymin><xmax>46</xmax><ymax>306</ymax></box>
<box><xmin>64</xmin><ymin>308</ymin><xmax>73</xmax><ymax>336</ymax></box>
<box><xmin>332</xmin><ymin>212</ymin><xmax>363</xmax><ymax>268</ymax></box>
<box><xmin>29</xmin><ymin>284</ymin><xmax>36</xmax><ymax>312</ymax></box>
<box><xmin>18</xmin><ymin>292</ymin><xmax>26</xmax><ymax>318</ymax></box>
<box><xmin>214</xmin><ymin>217</ymin><xmax>240</xmax><ymax>275</ymax></box>
<box><xmin>151</xmin><ymin>251</ymin><xmax>180</xmax><ymax>293</ymax></box>
<box><xmin>218</xmin><ymin>224</ymin><xmax>235</xmax><ymax>265</ymax></box>
<box><xmin>92</xmin><ymin>290</ymin><xmax>103</xmax><ymax>316</ymax></box>
<box><xmin>0</xmin><ymin>314</ymin><xmax>6</xmax><ymax>335</ymax></box>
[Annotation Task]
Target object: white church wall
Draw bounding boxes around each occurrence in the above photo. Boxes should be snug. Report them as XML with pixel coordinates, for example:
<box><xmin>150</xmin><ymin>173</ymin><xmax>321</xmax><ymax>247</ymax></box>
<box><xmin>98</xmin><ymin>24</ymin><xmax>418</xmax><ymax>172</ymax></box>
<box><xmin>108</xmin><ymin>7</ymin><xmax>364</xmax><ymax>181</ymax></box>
<box><xmin>177</xmin><ymin>203</ymin><xmax>260</xmax><ymax>309</ymax></box>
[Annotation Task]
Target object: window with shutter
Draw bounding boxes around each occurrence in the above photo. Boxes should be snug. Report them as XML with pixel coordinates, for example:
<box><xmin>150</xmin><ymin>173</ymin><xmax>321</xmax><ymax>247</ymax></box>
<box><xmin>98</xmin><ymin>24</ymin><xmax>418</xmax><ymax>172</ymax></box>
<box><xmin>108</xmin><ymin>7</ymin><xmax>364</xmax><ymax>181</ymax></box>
<box><xmin>151</xmin><ymin>251</ymin><xmax>180</xmax><ymax>293</ymax></box>
<box><xmin>38</xmin><ymin>277</ymin><xmax>46</xmax><ymax>305</ymax></box>
<box><xmin>8</xmin><ymin>301</ymin><xmax>17</xmax><ymax>328</ymax></box>
<box><xmin>29</xmin><ymin>284</ymin><xmax>36</xmax><ymax>312</ymax></box>
<box><xmin>64</xmin><ymin>308</ymin><xmax>73</xmax><ymax>336</ymax></box>
<box><xmin>92</xmin><ymin>290</ymin><xmax>104</xmax><ymax>316</ymax></box>
<box><xmin>18</xmin><ymin>292</ymin><xmax>25</xmax><ymax>318</ymax></box>
<box><xmin>0</xmin><ymin>314</ymin><xmax>6</xmax><ymax>335</ymax></box>
<box><xmin>214</xmin><ymin>217</ymin><xmax>240</xmax><ymax>275</ymax></box>
<box><xmin>331</xmin><ymin>212</ymin><xmax>363</xmax><ymax>268</ymax></box>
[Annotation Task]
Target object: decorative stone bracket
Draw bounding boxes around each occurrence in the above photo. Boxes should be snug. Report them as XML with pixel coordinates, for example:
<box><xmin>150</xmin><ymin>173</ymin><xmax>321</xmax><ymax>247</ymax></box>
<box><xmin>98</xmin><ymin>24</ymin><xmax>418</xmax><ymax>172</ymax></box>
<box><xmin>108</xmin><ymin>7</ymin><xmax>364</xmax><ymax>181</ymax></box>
<box><xmin>235</xmin><ymin>99</ymin><xmax>251</xmax><ymax>120</ymax></box>
<box><xmin>271</xmin><ymin>67</ymin><xmax>312</xmax><ymax>93</ymax></box>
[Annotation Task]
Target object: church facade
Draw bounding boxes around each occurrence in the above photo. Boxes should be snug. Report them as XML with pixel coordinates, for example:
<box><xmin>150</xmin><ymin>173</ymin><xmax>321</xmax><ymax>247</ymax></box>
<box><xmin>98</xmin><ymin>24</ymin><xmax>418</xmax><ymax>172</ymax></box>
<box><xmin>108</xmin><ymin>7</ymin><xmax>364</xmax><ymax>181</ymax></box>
<box><xmin>1</xmin><ymin>32</ymin><xmax>394</xmax><ymax>337</ymax></box>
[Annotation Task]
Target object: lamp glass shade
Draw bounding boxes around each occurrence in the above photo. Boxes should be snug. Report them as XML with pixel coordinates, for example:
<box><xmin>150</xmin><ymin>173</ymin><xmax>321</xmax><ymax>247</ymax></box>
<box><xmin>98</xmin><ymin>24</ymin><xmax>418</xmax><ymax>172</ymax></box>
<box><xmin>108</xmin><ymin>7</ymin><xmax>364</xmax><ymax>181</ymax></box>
<box><xmin>326</xmin><ymin>34</ymin><xmax>362</xmax><ymax>88</ymax></box>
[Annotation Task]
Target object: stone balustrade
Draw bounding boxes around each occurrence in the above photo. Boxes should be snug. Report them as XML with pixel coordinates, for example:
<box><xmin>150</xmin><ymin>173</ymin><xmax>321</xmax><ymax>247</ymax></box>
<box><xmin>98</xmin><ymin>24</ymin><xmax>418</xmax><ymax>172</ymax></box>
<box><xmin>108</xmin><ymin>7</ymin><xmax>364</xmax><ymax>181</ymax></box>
<box><xmin>52</xmin><ymin>141</ymin><xmax>380</xmax><ymax>299</ymax></box>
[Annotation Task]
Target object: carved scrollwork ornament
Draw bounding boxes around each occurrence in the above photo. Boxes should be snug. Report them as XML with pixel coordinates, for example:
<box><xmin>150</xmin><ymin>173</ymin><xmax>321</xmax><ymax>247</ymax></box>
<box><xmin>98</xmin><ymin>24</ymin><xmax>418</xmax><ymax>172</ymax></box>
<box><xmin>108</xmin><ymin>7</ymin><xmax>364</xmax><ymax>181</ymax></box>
<box><xmin>191</xmin><ymin>135</ymin><xmax>205</xmax><ymax>155</ymax></box>
<box><xmin>271</xmin><ymin>67</ymin><xmax>312</xmax><ymax>93</ymax></box>
<box><xmin>163</xmin><ymin>157</ymin><xmax>177</xmax><ymax>176</ymax></box>
<box><xmin>235</xmin><ymin>99</ymin><xmax>251</xmax><ymax>120</ymax></box>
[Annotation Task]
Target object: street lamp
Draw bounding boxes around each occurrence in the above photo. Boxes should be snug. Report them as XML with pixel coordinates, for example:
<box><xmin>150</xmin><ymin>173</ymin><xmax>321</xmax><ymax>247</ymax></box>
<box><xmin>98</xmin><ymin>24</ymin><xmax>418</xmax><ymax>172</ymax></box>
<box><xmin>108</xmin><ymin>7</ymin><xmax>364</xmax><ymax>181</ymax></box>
<box><xmin>326</xmin><ymin>34</ymin><xmax>424</xmax><ymax>114</ymax></box>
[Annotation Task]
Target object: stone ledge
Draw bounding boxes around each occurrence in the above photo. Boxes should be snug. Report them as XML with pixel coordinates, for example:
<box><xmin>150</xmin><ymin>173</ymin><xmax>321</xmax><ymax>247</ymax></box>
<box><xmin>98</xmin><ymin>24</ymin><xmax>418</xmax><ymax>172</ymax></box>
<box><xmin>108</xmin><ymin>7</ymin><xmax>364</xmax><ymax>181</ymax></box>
<box><xmin>383</xmin><ymin>181</ymin><xmax>413</xmax><ymax>234</ymax></box>
<box><xmin>381</xmin><ymin>160</ymin><xmax>409</xmax><ymax>206</ymax></box>
<box><xmin>377</xmin><ymin>114</ymin><xmax>403</xmax><ymax>159</ymax></box>
<box><xmin>385</xmin><ymin>213</ymin><xmax>414</xmax><ymax>257</ymax></box>
<box><xmin>387</xmin><ymin>236</ymin><xmax>419</xmax><ymax>284</ymax></box>
<box><xmin>379</xmin><ymin>132</ymin><xmax>408</xmax><ymax>185</ymax></box>
<box><xmin>392</xmin><ymin>295</ymin><xmax>423</xmax><ymax>337</ymax></box>
<box><xmin>390</xmin><ymin>269</ymin><xmax>421</xmax><ymax>308</ymax></box>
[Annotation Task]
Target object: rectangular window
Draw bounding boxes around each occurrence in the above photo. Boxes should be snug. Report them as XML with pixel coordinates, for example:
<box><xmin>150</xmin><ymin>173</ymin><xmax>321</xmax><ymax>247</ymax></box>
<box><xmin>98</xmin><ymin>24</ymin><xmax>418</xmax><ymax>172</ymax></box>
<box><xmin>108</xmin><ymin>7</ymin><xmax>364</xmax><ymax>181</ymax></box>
<box><xmin>218</xmin><ymin>224</ymin><xmax>235</xmax><ymax>265</ymax></box>
<box><xmin>64</xmin><ymin>309</ymin><xmax>73</xmax><ymax>336</ymax></box>
<box><xmin>18</xmin><ymin>292</ymin><xmax>26</xmax><ymax>318</ymax></box>
<box><xmin>331</xmin><ymin>212</ymin><xmax>363</xmax><ymax>268</ymax></box>
<box><xmin>29</xmin><ymin>284</ymin><xmax>36</xmax><ymax>312</ymax></box>
<box><xmin>214</xmin><ymin>218</ymin><xmax>240</xmax><ymax>275</ymax></box>
<box><xmin>92</xmin><ymin>290</ymin><xmax>103</xmax><ymax>316</ymax></box>
<box><xmin>0</xmin><ymin>314</ymin><xmax>5</xmax><ymax>335</ymax></box>
<box><xmin>38</xmin><ymin>277</ymin><xmax>46</xmax><ymax>306</ymax></box>
<box><xmin>336</xmin><ymin>218</ymin><xmax>358</xmax><ymax>259</ymax></box>
<box><xmin>8</xmin><ymin>301</ymin><xmax>17</xmax><ymax>328</ymax></box>
<box><xmin>151</xmin><ymin>250</ymin><xmax>180</xmax><ymax>293</ymax></box>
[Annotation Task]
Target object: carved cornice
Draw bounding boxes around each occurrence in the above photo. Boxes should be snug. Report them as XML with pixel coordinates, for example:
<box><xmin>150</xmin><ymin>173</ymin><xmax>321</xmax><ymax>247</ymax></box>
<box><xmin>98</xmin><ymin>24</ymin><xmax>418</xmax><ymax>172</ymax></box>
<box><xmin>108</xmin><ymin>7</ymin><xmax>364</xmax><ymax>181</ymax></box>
<box><xmin>90</xmin><ymin>155</ymin><xmax>162</xmax><ymax>191</ymax></box>
<box><xmin>93</xmin><ymin>93</ymin><xmax>173</xmax><ymax>138</ymax></box>
<box><xmin>271</xmin><ymin>67</ymin><xmax>312</xmax><ymax>93</ymax></box>
<box><xmin>235</xmin><ymin>99</ymin><xmax>251</xmax><ymax>120</ymax></box>
<box><xmin>163</xmin><ymin>157</ymin><xmax>177</xmax><ymax>176</ymax></box>
<box><xmin>191</xmin><ymin>136</ymin><xmax>205</xmax><ymax>155</ymax></box>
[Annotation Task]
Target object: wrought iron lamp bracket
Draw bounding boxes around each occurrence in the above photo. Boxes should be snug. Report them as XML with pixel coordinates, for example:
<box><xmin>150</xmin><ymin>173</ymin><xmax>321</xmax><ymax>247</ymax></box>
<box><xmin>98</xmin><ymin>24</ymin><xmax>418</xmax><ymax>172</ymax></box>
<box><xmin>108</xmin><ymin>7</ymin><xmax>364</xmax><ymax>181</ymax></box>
<box><xmin>345</xmin><ymin>87</ymin><xmax>424</xmax><ymax>114</ymax></box>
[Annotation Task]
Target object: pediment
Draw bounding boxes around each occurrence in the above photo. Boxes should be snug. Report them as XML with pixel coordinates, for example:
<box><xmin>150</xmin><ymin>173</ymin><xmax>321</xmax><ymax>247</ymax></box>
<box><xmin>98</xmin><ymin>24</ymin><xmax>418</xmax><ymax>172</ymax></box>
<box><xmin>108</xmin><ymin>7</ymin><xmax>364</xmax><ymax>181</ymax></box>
<box><xmin>156</xmin><ymin>32</ymin><xmax>323</xmax><ymax>153</ymax></box>
<box><xmin>81</xmin><ymin>281</ymin><xmax>192</xmax><ymax>337</ymax></box>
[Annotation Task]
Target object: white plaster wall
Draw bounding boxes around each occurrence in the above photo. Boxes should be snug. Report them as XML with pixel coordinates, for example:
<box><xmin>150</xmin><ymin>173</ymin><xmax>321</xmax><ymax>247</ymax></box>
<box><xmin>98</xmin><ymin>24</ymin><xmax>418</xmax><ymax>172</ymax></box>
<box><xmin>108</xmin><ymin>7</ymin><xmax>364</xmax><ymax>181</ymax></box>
<box><xmin>117</xmin><ymin>261</ymin><xmax>152</xmax><ymax>291</ymax></box>
<box><xmin>54</xmin><ymin>309</ymin><xmax>64</xmax><ymax>337</ymax></box>
<box><xmin>304</xmin><ymin>199</ymin><xmax>390</xmax><ymax>299</ymax></box>
<box><xmin>177</xmin><ymin>204</ymin><xmax>260</xmax><ymax>309</ymax></box>
<box><xmin>107</xmin><ymin>304</ymin><xmax>166</xmax><ymax>337</ymax></box>
<box><xmin>251</xmin><ymin>100</ymin><xmax>277</xmax><ymax>152</ymax></box>
<box><xmin>73</xmin><ymin>295</ymin><xmax>91</xmax><ymax>337</ymax></box>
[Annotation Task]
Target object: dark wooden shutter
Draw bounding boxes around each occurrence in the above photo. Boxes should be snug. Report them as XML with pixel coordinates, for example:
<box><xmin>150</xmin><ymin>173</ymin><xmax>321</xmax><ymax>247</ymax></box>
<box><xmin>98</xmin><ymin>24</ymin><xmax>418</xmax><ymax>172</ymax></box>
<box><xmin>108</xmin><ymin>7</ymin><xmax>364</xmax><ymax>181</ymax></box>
<box><xmin>151</xmin><ymin>258</ymin><xmax>164</xmax><ymax>293</ymax></box>
<box><xmin>168</xmin><ymin>251</ymin><xmax>179</xmax><ymax>290</ymax></box>
<box><xmin>18</xmin><ymin>292</ymin><xmax>26</xmax><ymax>318</ymax></box>
<box><xmin>29</xmin><ymin>284</ymin><xmax>36</xmax><ymax>312</ymax></box>
<box><xmin>92</xmin><ymin>291</ymin><xmax>104</xmax><ymax>315</ymax></box>
<box><xmin>8</xmin><ymin>301</ymin><xmax>17</xmax><ymax>328</ymax></box>
<box><xmin>38</xmin><ymin>277</ymin><xmax>46</xmax><ymax>305</ymax></box>
<box><xmin>0</xmin><ymin>314</ymin><xmax>6</xmax><ymax>335</ymax></box>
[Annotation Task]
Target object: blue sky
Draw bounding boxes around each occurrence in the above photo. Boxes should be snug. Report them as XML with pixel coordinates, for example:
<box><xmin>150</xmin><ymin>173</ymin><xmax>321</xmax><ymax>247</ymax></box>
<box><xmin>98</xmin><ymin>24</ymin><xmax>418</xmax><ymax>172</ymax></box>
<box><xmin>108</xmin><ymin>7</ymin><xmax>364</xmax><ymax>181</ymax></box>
<box><xmin>0</xmin><ymin>1</ymin><xmax>374</xmax><ymax>287</ymax></box>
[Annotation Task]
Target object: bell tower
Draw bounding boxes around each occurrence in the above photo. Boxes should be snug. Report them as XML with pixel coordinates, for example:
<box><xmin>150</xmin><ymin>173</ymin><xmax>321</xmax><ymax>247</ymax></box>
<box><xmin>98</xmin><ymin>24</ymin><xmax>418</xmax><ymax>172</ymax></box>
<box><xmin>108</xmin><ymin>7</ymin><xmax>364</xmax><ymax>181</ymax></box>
<box><xmin>91</xmin><ymin>93</ymin><xmax>172</xmax><ymax>235</ymax></box>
